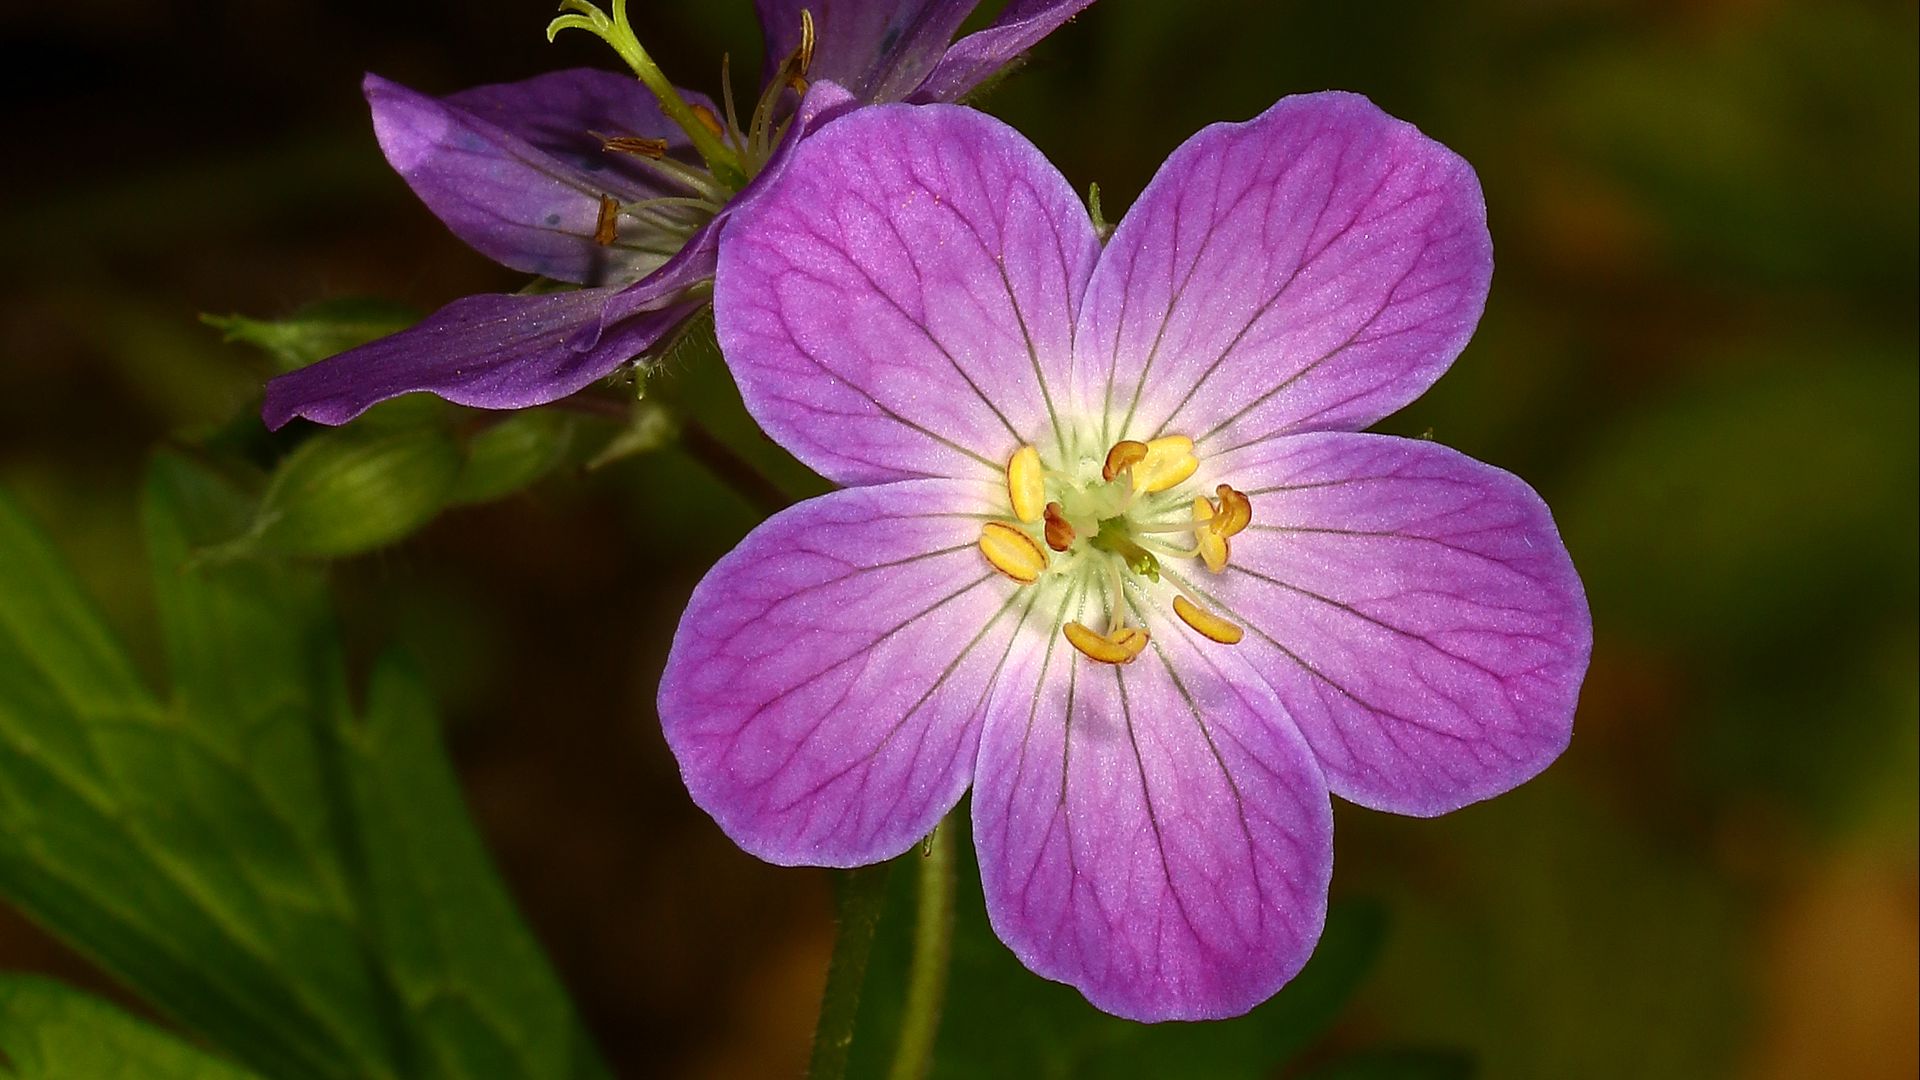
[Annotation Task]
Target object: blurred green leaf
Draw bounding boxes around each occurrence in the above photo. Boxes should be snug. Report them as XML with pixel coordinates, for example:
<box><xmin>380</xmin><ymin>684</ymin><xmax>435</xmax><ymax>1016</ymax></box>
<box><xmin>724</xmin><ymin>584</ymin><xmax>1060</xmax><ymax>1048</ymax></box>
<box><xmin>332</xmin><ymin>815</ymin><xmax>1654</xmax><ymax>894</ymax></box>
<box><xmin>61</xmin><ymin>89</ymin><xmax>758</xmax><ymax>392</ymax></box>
<box><xmin>844</xmin><ymin>813</ymin><xmax>1386</xmax><ymax>1080</ymax></box>
<box><xmin>241</xmin><ymin>426</ymin><xmax>464</xmax><ymax>558</ymax></box>
<box><xmin>450</xmin><ymin>411</ymin><xmax>576</xmax><ymax>506</ymax></box>
<box><xmin>1298</xmin><ymin>1047</ymin><xmax>1475</xmax><ymax>1080</ymax></box>
<box><xmin>0</xmin><ymin>454</ymin><xmax>609</xmax><ymax>1080</ymax></box>
<box><xmin>0</xmin><ymin>975</ymin><xmax>260</xmax><ymax>1079</ymax></box>
<box><xmin>203</xmin><ymin>299</ymin><xmax>421</xmax><ymax>375</ymax></box>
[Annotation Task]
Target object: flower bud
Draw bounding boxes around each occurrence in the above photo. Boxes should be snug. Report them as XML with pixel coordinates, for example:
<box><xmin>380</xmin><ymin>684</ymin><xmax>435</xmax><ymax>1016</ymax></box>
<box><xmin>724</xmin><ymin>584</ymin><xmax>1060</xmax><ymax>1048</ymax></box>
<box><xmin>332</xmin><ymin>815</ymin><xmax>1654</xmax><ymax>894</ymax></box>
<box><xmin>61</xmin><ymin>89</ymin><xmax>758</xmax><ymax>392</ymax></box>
<box><xmin>246</xmin><ymin>427</ymin><xmax>462</xmax><ymax>557</ymax></box>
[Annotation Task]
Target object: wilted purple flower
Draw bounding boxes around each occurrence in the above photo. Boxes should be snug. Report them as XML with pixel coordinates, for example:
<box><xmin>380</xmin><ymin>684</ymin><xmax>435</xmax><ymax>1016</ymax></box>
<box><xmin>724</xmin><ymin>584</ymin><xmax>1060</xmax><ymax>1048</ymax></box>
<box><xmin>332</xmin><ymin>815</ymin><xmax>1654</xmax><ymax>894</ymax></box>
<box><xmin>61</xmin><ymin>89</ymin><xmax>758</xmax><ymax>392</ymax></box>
<box><xmin>658</xmin><ymin>95</ymin><xmax>1591</xmax><ymax>1020</ymax></box>
<box><xmin>263</xmin><ymin>0</ymin><xmax>1097</xmax><ymax>428</ymax></box>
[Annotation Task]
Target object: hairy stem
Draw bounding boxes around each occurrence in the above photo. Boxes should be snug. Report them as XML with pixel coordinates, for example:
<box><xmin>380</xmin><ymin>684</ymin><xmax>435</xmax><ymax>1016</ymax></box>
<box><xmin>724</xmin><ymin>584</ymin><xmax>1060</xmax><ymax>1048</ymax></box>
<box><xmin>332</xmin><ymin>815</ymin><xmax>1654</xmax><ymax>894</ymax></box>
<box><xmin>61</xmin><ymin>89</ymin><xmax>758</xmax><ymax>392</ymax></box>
<box><xmin>807</xmin><ymin>863</ymin><xmax>894</xmax><ymax>1080</ymax></box>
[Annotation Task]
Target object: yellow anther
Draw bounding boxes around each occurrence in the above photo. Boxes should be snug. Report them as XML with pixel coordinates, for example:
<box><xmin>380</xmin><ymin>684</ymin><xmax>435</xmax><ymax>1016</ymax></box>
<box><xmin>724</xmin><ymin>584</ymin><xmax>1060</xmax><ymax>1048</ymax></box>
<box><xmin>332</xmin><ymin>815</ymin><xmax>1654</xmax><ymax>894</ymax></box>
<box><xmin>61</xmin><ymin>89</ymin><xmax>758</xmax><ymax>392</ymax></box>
<box><xmin>1211</xmin><ymin>484</ymin><xmax>1252</xmax><ymax>537</ymax></box>
<box><xmin>690</xmin><ymin>102</ymin><xmax>726</xmax><ymax>139</ymax></box>
<box><xmin>593</xmin><ymin>194</ymin><xmax>620</xmax><ymax>247</ymax></box>
<box><xmin>1131</xmin><ymin>435</ymin><xmax>1199</xmax><ymax>493</ymax></box>
<box><xmin>1042</xmin><ymin>501</ymin><xmax>1075</xmax><ymax>552</ymax></box>
<box><xmin>979</xmin><ymin>521</ymin><xmax>1047</xmax><ymax>584</ymax></box>
<box><xmin>1064</xmin><ymin>621</ymin><xmax>1150</xmax><ymax>664</ymax></box>
<box><xmin>1007</xmin><ymin>445</ymin><xmax>1046</xmax><ymax>523</ymax></box>
<box><xmin>1192</xmin><ymin>496</ymin><xmax>1230</xmax><ymax>573</ymax></box>
<box><xmin>1173</xmin><ymin>595</ymin><xmax>1244</xmax><ymax>645</ymax></box>
<box><xmin>1102</xmin><ymin>440</ymin><xmax>1148</xmax><ymax>482</ymax></box>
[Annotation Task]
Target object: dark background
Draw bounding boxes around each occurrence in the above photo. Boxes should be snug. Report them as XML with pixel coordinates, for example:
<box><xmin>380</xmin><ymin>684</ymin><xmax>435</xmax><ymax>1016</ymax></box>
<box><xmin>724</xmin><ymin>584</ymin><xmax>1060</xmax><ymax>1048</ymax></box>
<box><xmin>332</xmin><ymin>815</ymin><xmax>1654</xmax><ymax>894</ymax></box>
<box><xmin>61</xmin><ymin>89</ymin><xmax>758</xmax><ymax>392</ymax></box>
<box><xmin>1</xmin><ymin>1</ymin><xmax>1914</xmax><ymax>1076</ymax></box>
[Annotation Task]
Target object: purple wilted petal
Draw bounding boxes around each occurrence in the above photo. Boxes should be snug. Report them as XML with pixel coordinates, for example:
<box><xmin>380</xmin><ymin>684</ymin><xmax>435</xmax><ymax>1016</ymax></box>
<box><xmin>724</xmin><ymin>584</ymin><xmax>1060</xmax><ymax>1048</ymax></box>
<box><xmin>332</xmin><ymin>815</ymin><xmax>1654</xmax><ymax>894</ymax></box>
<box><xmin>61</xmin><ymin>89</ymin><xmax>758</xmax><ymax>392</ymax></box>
<box><xmin>659</xmin><ymin>479</ymin><xmax>1032</xmax><ymax>867</ymax></box>
<box><xmin>366</xmin><ymin>71</ymin><xmax>711</xmax><ymax>285</ymax></box>
<box><xmin>1072</xmin><ymin>92</ymin><xmax>1492</xmax><ymax>452</ymax></box>
<box><xmin>1187</xmin><ymin>431</ymin><xmax>1590</xmax><ymax>816</ymax></box>
<box><xmin>261</xmin><ymin>288</ymin><xmax>696</xmax><ymax>429</ymax></box>
<box><xmin>758</xmin><ymin>0</ymin><xmax>972</xmax><ymax>102</ymax></box>
<box><xmin>972</xmin><ymin>588</ymin><xmax>1333</xmax><ymax>1021</ymax></box>
<box><xmin>715</xmin><ymin>104</ymin><xmax>1099</xmax><ymax>486</ymax></box>
<box><xmin>910</xmin><ymin>0</ymin><xmax>1099</xmax><ymax>103</ymax></box>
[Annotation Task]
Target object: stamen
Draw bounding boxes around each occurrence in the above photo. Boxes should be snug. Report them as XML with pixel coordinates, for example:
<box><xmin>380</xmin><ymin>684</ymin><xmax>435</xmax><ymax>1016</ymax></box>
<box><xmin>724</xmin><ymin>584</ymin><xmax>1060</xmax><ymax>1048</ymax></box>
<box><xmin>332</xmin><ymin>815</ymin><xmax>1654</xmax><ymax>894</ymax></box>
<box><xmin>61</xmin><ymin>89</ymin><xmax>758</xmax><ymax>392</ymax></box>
<box><xmin>599</xmin><ymin>134</ymin><xmax>669</xmax><ymax>158</ymax></box>
<box><xmin>979</xmin><ymin>521</ymin><xmax>1047</xmax><ymax>584</ymax></box>
<box><xmin>1192</xmin><ymin>496</ymin><xmax>1230</xmax><ymax>572</ymax></box>
<box><xmin>795</xmin><ymin>9</ymin><xmax>816</xmax><ymax>82</ymax></box>
<box><xmin>1211</xmin><ymin>484</ymin><xmax>1253</xmax><ymax>537</ymax></box>
<box><xmin>1173</xmin><ymin>594</ymin><xmax>1244</xmax><ymax>645</ymax></box>
<box><xmin>1064</xmin><ymin>622</ymin><xmax>1150</xmax><ymax>664</ymax></box>
<box><xmin>1102</xmin><ymin>440</ymin><xmax>1148</xmax><ymax>482</ymax></box>
<box><xmin>593</xmin><ymin>194</ymin><xmax>620</xmax><ymax>246</ymax></box>
<box><xmin>1007</xmin><ymin>445</ymin><xmax>1045</xmax><ymax>523</ymax></box>
<box><xmin>1042</xmin><ymin>502</ymin><xmax>1075</xmax><ymax>551</ymax></box>
<box><xmin>1131</xmin><ymin>435</ymin><xmax>1199</xmax><ymax>493</ymax></box>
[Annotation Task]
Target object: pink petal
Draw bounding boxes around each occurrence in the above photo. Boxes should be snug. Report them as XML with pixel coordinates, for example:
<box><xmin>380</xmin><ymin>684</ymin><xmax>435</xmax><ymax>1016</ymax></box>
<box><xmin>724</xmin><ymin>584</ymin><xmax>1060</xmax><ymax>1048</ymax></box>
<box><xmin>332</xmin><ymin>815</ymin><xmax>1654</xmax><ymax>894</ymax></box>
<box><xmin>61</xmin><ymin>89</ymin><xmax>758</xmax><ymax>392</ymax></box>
<box><xmin>714</xmin><ymin>104</ymin><xmax>1100</xmax><ymax>486</ymax></box>
<box><xmin>659</xmin><ymin>479</ymin><xmax>1039</xmax><ymax>866</ymax></box>
<box><xmin>973</xmin><ymin>587</ymin><xmax>1333</xmax><ymax>1020</ymax></box>
<box><xmin>1187</xmin><ymin>431</ymin><xmax>1591</xmax><ymax>816</ymax></box>
<box><xmin>1073</xmin><ymin>91</ymin><xmax>1492</xmax><ymax>453</ymax></box>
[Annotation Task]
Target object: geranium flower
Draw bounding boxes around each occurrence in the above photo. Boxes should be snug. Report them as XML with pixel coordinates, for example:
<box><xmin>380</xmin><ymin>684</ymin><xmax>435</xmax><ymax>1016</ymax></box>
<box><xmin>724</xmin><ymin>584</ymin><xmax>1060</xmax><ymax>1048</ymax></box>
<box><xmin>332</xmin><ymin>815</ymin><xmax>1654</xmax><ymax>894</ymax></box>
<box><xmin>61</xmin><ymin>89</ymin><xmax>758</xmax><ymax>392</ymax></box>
<box><xmin>262</xmin><ymin>0</ymin><xmax>1097</xmax><ymax>428</ymax></box>
<box><xmin>659</xmin><ymin>94</ymin><xmax>1591</xmax><ymax>1020</ymax></box>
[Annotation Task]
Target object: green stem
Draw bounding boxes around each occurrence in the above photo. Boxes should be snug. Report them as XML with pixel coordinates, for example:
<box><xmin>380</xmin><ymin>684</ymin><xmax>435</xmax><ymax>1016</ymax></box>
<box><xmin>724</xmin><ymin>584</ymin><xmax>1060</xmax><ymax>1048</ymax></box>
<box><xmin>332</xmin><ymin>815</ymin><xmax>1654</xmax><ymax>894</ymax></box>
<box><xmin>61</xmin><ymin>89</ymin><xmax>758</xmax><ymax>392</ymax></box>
<box><xmin>807</xmin><ymin>863</ymin><xmax>894</xmax><ymax>1080</ymax></box>
<box><xmin>546</xmin><ymin>0</ymin><xmax>747</xmax><ymax>188</ymax></box>
<box><xmin>887</xmin><ymin>825</ymin><xmax>956</xmax><ymax>1080</ymax></box>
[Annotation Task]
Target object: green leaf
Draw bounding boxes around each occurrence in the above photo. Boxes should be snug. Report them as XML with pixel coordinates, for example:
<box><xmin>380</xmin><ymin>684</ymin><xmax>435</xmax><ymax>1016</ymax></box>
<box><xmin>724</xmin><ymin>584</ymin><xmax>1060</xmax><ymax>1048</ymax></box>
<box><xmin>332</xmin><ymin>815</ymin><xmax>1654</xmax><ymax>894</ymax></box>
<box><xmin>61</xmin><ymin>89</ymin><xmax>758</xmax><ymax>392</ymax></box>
<box><xmin>844</xmin><ymin>812</ymin><xmax>1387</xmax><ymax>1080</ymax></box>
<box><xmin>0</xmin><ymin>975</ymin><xmax>260</xmax><ymax>1079</ymax></box>
<box><xmin>1296</xmin><ymin>1047</ymin><xmax>1475</xmax><ymax>1080</ymax></box>
<box><xmin>202</xmin><ymin>299</ymin><xmax>420</xmax><ymax>374</ymax></box>
<box><xmin>0</xmin><ymin>454</ymin><xmax>609</xmax><ymax>1080</ymax></box>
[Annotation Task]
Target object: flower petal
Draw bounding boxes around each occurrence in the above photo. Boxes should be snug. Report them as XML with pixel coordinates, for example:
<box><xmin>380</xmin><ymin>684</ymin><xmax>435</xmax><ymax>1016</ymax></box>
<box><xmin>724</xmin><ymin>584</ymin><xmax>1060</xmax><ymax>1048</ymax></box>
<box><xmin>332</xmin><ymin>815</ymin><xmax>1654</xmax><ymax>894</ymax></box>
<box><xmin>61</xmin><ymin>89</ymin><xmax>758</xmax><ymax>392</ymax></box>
<box><xmin>1073</xmin><ymin>92</ymin><xmax>1492</xmax><ymax>452</ymax></box>
<box><xmin>910</xmin><ymin>0</ymin><xmax>1100</xmax><ymax>103</ymax></box>
<box><xmin>715</xmin><ymin>104</ymin><xmax>1100</xmax><ymax>486</ymax></box>
<box><xmin>659</xmin><ymin>479</ymin><xmax>1042</xmax><ymax>867</ymax></box>
<box><xmin>972</xmin><ymin>584</ymin><xmax>1333</xmax><ymax>1021</ymax></box>
<box><xmin>261</xmin><ymin>288</ymin><xmax>695</xmax><ymax>429</ymax></box>
<box><xmin>367</xmin><ymin>70</ymin><xmax>709</xmax><ymax>285</ymax></box>
<box><xmin>1182</xmin><ymin>431</ymin><xmax>1591</xmax><ymax>816</ymax></box>
<box><xmin>758</xmin><ymin>0</ymin><xmax>973</xmax><ymax>102</ymax></box>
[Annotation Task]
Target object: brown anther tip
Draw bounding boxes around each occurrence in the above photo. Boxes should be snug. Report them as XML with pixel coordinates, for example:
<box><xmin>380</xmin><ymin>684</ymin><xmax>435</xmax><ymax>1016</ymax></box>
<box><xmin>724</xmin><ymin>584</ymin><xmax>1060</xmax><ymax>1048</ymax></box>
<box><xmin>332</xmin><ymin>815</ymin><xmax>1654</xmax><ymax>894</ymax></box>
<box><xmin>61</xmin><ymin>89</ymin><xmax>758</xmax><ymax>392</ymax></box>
<box><xmin>600</xmin><ymin>134</ymin><xmax>669</xmax><ymax>159</ymax></box>
<box><xmin>1042</xmin><ymin>502</ymin><xmax>1075</xmax><ymax>551</ymax></box>
<box><xmin>593</xmin><ymin>194</ymin><xmax>620</xmax><ymax>247</ymax></box>
<box><xmin>690</xmin><ymin>103</ymin><xmax>726</xmax><ymax>139</ymax></box>
<box><xmin>1102</xmin><ymin>440</ymin><xmax>1148</xmax><ymax>482</ymax></box>
<box><xmin>797</xmin><ymin>9</ymin><xmax>817</xmax><ymax>74</ymax></box>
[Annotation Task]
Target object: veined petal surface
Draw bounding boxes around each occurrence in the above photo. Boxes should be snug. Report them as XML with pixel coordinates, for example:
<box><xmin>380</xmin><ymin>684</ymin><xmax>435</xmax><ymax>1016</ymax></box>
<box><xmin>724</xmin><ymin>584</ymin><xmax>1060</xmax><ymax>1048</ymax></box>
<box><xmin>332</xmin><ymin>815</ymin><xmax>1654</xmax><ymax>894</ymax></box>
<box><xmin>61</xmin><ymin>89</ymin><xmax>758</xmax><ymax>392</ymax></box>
<box><xmin>911</xmin><ymin>0</ymin><xmax>1100</xmax><ymax>104</ymax></box>
<box><xmin>660</xmin><ymin>480</ymin><xmax>1042</xmax><ymax>866</ymax></box>
<box><xmin>367</xmin><ymin>71</ymin><xmax>708</xmax><ymax>285</ymax></box>
<box><xmin>716</xmin><ymin>104</ymin><xmax>1099</xmax><ymax>486</ymax></box>
<box><xmin>1187</xmin><ymin>431</ymin><xmax>1590</xmax><ymax>816</ymax></box>
<box><xmin>757</xmin><ymin>0</ymin><xmax>973</xmax><ymax>101</ymax></box>
<box><xmin>1073</xmin><ymin>91</ymin><xmax>1492</xmax><ymax>451</ymax></box>
<box><xmin>261</xmin><ymin>288</ymin><xmax>694</xmax><ymax>428</ymax></box>
<box><xmin>972</xmin><ymin>582</ymin><xmax>1333</xmax><ymax>1020</ymax></box>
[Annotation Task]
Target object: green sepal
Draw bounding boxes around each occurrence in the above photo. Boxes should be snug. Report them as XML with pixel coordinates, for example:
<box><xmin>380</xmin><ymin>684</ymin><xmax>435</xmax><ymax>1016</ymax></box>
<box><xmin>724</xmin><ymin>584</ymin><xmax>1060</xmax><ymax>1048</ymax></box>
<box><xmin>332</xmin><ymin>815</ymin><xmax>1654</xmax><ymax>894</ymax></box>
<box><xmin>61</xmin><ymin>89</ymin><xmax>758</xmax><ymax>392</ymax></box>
<box><xmin>202</xmin><ymin>298</ymin><xmax>420</xmax><ymax>374</ymax></box>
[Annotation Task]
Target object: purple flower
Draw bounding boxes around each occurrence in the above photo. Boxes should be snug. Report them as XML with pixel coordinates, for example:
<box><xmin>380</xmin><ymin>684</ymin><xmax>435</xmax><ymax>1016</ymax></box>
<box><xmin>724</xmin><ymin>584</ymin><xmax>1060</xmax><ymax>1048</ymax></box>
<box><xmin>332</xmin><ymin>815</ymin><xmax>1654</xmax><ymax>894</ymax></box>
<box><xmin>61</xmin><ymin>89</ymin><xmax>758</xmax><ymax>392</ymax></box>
<box><xmin>262</xmin><ymin>0</ymin><xmax>1097</xmax><ymax>429</ymax></box>
<box><xmin>658</xmin><ymin>94</ymin><xmax>1591</xmax><ymax>1021</ymax></box>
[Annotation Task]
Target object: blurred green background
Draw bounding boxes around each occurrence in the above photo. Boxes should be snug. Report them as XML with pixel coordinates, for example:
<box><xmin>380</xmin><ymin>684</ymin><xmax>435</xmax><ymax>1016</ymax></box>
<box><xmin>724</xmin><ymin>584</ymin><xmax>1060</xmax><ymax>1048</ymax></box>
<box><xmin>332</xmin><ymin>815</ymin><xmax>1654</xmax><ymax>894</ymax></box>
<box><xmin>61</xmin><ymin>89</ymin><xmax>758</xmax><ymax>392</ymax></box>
<box><xmin>1</xmin><ymin>0</ymin><xmax>1913</xmax><ymax>1076</ymax></box>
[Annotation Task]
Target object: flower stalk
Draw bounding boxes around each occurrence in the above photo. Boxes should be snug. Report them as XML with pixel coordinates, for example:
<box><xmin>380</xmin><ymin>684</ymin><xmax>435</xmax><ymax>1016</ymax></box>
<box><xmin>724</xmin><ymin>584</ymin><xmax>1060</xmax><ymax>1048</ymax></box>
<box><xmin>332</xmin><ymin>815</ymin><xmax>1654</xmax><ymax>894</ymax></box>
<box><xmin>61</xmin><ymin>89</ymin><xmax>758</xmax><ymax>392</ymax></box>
<box><xmin>807</xmin><ymin>863</ymin><xmax>892</xmax><ymax>1080</ymax></box>
<box><xmin>887</xmin><ymin>824</ymin><xmax>955</xmax><ymax>1080</ymax></box>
